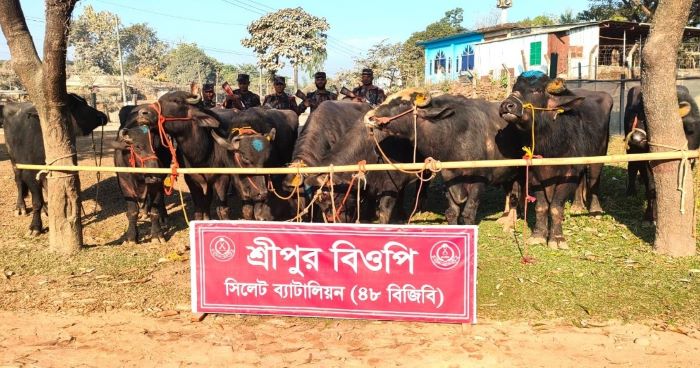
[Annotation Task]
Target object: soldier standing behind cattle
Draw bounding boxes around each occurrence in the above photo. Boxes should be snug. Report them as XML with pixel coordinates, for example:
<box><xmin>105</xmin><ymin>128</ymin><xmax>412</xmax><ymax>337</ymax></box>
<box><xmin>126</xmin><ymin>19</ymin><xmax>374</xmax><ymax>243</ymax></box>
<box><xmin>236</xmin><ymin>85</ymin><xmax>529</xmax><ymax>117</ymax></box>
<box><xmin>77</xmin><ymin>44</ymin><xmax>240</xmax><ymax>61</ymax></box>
<box><xmin>201</xmin><ymin>83</ymin><xmax>217</xmax><ymax>108</ymax></box>
<box><xmin>299</xmin><ymin>71</ymin><xmax>338</xmax><ymax>113</ymax></box>
<box><xmin>263</xmin><ymin>76</ymin><xmax>301</xmax><ymax>115</ymax></box>
<box><xmin>223</xmin><ymin>73</ymin><xmax>261</xmax><ymax>110</ymax></box>
<box><xmin>347</xmin><ymin>68</ymin><xmax>386</xmax><ymax>106</ymax></box>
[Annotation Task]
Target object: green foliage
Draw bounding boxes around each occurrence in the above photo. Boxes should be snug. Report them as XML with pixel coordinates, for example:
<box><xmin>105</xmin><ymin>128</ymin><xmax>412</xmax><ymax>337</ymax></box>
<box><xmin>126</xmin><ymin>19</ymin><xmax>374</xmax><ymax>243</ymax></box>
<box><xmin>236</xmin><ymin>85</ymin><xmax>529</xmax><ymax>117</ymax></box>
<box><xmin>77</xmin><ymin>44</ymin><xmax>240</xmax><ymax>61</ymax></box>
<box><xmin>399</xmin><ymin>8</ymin><xmax>466</xmax><ymax>88</ymax></box>
<box><xmin>241</xmin><ymin>7</ymin><xmax>329</xmax><ymax>80</ymax></box>
<box><xmin>576</xmin><ymin>0</ymin><xmax>700</xmax><ymax>25</ymax></box>
<box><xmin>69</xmin><ymin>5</ymin><xmax>120</xmax><ymax>74</ymax></box>
<box><xmin>120</xmin><ymin>23</ymin><xmax>168</xmax><ymax>79</ymax></box>
<box><xmin>519</xmin><ymin>15</ymin><xmax>557</xmax><ymax>27</ymax></box>
<box><xmin>559</xmin><ymin>10</ymin><xmax>578</xmax><ymax>24</ymax></box>
<box><xmin>355</xmin><ymin>40</ymin><xmax>403</xmax><ymax>92</ymax></box>
<box><xmin>69</xmin><ymin>6</ymin><xmax>169</xmax><ymax>79</ymax></box>
<box><xmin>162</xmin><ymin>43</ymin><xmax>218</xmax><ymax>86</ymax></box>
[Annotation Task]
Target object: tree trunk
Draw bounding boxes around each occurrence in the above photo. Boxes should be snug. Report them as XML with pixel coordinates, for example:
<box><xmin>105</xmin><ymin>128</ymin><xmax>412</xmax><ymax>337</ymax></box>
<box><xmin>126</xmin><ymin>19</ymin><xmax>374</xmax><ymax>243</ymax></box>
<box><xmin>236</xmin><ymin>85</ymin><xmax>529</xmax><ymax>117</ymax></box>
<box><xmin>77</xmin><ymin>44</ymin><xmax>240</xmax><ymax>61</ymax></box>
<box><xmin>293</xmin><ymin>64</ymin><xmax>299</xmax><ymax>92</ymax></box>
<box><xmin>641</xmin><ymin>0</ymin><xmax>696</xmax><ymax>256</ymax></box>
<box><xmin>0</xmin><ymin>0</ymin><xmax>82</xmax><ymax>254</ymax></box>
<box><xmin>43</xmin><ymin>0</ymin><xmax>83</xmax><ymax>254</ymax></box>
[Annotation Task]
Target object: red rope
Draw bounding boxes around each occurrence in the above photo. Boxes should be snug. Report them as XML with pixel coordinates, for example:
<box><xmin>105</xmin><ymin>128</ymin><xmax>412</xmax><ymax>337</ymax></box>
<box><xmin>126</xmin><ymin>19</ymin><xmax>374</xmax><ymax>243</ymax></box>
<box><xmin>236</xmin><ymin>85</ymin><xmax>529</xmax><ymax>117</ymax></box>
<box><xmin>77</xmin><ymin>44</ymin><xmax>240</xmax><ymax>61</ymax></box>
<box><xmin>127</xmin><ymin>129</ymin><xmax>159</xmax><ymax>168</ymax></box>
<box><xmin>149</xmin><ymin>102</ymin><xmax>191</xmax><ymax>195</ymax></box>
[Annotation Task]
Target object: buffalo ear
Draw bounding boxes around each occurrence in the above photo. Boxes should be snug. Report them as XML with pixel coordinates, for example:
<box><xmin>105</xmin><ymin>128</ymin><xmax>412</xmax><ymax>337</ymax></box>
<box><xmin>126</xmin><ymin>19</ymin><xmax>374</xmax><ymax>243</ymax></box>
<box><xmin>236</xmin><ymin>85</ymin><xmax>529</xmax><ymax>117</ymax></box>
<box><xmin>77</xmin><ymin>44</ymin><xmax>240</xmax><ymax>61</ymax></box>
<box><xmin>550</xmin><ymin>95</ymin><xmax>585</xmax><ymax>112</ymax></box>
<box><xmin>266</xmin><ymin>128</ymin><xmax>276</xmax><ymax>142</ymax></box>
<box><xmin>210</xmin><ymin>130</ymin><xmax>236</xmax><ymax>150</ymax></box>
<box><xmin>679</xmin><ymin>101</ymin><xmax>692</xmax><ymax>118</ymax></box>
<box><xmin>195</xmin><ymin>114</ymin><xmax>220</xmax><ymax>128</ymax></box>
<box><xmin>417</xmin><ymin>106</ymin><xmax>454</xmax><ymax>120</ymax></box>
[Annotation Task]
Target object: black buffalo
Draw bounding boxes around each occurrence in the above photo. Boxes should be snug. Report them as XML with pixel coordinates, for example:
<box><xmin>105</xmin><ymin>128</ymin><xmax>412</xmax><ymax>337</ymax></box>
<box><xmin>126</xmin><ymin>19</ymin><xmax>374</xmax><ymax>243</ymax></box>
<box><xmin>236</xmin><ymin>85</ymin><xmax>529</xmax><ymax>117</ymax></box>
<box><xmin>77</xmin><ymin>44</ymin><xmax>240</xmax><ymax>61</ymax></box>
<box><xmin>0</xmin><ymin>94</ymin><xmax>108</xmax><ymax>235</ymax></box>
<box><xmin>305</xmin><ymin>117</ymin><xmax>424</xmax><ymax>224</ymax></box>
<box><xmin>282</xmin><ymin>101</ymin><xmax>372</xmax><ymax>220</ymax></box>
<box><xmin>623</xmin><ymin>85</ymin><xmax>700</xmax><ymax>222</ymax></box>
<box><xmin>210</xmin><ymin>107</ymin><xmax>299</xmax><ymax>220</ymax></box>
<box><xmin>150</xmin><ymin>91</ymin><xmax>233</xmax><ymax>221</ymax></box>
<box><xmin>113</xmin><ymin>105</ymin><xmax>171</xmax><ymax>244</ymax></box>
<box><xmin>500</xmin><ymin>71</ymin><xmax>612</xmax><ymax>249</ymax></box>
<box><xmin>365</xmin><ymin>88</ymin><xmax>523</xmax><ymax>226</ymax></box>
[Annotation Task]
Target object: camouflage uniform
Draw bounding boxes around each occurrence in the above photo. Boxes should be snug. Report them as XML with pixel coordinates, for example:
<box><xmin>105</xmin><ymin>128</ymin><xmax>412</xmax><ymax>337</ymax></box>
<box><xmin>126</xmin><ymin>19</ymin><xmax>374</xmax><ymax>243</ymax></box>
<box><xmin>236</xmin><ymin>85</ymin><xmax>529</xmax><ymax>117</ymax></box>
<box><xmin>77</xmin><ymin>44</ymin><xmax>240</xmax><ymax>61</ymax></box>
<box><xmin>226</xmin><ymin>89</ymin><xmax>260</xmax><ymax>110</ymax></box>
<box><xmin>352</xmin><ymin>85</ymin><xmax>386</xmax><ymax>106</ymax></box>
<box><xmin>302</xmin><ymin>89</ymin><xmax>337</xmax><ymax>113</ymax></box>
<box><xmin>263</xmin><ymin>92</ymin><xmax>298</xmax><ymax>112</ymax></box>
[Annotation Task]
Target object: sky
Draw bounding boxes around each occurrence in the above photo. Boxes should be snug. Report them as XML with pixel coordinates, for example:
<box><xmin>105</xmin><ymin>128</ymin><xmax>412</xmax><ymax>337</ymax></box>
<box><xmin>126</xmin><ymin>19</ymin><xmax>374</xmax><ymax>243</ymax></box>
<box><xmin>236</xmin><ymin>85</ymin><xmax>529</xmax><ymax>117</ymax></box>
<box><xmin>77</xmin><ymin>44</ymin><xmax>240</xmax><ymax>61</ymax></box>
<box><xmin>0</xmin><ymin>0</ymin><xmax>591</xmax><ymax>79</ymax></box>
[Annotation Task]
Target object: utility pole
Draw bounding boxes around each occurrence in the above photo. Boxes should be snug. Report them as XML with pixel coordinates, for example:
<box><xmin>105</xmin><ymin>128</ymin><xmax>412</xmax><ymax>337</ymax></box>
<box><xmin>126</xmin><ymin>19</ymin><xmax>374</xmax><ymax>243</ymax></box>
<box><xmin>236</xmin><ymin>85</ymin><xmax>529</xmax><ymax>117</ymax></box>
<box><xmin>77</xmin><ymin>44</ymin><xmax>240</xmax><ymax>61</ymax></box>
<box><xmin>497</xmin><ymin>0</ymin><xmax>512</xmax><ymax>25</ymax></box>
<box><xmin>114</xmin><ymin>16</ymin><xmax>127</xmax><ymax>106</ymax></box>
<box><xmin>259</xmin><ymin>66</ymin><xmax>263</xmax><ymax>96</ymax></box>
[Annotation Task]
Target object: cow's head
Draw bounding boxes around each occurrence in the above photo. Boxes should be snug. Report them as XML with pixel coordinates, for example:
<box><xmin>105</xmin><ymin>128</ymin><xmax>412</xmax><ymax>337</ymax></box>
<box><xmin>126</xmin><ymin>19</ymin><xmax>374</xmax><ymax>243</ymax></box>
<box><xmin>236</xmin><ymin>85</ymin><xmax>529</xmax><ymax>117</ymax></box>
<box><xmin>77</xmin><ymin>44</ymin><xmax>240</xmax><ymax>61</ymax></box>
<box><xmin>679</xmin><ymin>95</ymin><xmax>700</xmax><ymax>150</ymax></box>
<box><xmin>155</xmin><ymin>91</ymin><xmax>221</xmax><ymax>133</ymax></box>
<box><xmin>364</xmin><ymin>88</ymin><xmax>453</xmax><ymax>138</ymax></box>
<box><xmin>111</xmin><ymin>125</ymin><xmax>163</xmax><ymax>184</ymax></box>
<box><xmin>211</xmin><ymin>128</ymin><xmax>275</xmax><ymax>210</ymax></box>
<box><xmin>499</xmin><ymin>71</ymin><xmax>584</xmax><ymax>132</ymax></box>
<box><xmin>67</xmin><ymin>94</ymin><xmax>109</xmax><ymax>135</ymax></box>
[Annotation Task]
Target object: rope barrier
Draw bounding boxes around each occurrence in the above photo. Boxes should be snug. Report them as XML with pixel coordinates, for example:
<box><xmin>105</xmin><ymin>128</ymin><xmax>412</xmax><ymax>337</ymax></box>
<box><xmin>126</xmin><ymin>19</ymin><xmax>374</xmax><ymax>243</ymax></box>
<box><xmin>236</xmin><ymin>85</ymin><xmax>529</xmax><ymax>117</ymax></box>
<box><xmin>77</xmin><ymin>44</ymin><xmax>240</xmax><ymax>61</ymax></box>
<box><xmin>16</xmin><ymin>150</ymin><xmax>700</xmax><ymax>175</ymax></box>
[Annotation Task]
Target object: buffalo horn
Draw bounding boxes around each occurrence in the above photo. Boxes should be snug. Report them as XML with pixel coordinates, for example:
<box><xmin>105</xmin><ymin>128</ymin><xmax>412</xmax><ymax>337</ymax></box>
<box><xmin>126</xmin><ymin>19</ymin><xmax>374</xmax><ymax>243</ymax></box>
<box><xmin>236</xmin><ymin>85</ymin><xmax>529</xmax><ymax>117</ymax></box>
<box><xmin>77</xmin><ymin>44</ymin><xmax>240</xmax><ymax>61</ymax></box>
<box><xmin>186</xmin><ymin>94</ymin><xmax>201</xmax><ymax>105</ymax></box>
<box><xmin>414</xmin><ymin>89</ymin><xmax>431</xmax><ymax>107</ymax></box>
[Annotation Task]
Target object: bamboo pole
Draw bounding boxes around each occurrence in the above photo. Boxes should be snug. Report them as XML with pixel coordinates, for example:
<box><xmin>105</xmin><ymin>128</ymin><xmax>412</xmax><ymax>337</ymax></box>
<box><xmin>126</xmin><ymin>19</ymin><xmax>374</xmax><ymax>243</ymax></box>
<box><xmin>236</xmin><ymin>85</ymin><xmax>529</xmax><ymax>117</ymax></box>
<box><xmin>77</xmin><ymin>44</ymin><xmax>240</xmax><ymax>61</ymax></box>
<box><xmin>15</xmin><ymin>150</ymin><xmax>699</xmax><ymax>175</ymax></box>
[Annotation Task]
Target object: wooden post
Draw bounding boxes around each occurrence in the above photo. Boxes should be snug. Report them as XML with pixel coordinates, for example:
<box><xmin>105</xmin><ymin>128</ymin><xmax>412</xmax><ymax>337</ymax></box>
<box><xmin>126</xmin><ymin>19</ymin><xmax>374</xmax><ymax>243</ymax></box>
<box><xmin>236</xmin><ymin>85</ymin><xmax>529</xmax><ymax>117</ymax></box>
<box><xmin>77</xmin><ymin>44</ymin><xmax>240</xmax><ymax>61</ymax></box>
<box><xmin>619</xmin><ymin>74</ymin><xmax>626</xmax><ymax>135</ymax></box>
<box><xmin>520</xmin><ymin>50</ymin><xmax>528</xmax><ymax>71</ymax></box>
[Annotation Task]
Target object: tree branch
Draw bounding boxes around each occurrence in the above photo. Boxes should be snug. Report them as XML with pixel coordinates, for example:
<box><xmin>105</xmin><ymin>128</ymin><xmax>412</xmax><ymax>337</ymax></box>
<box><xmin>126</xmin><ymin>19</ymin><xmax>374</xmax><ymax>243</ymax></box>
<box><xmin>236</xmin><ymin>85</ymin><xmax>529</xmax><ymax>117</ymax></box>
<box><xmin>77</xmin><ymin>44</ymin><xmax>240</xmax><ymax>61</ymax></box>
<box><xmin>629</xmin><ymin>0</ymin><xmax>653</xmax><ymax>17</ymax></box>
<box><xmin>0</xmin><ymin>0</ymin><xmax>43</xmax><ymax>93</ymax></box>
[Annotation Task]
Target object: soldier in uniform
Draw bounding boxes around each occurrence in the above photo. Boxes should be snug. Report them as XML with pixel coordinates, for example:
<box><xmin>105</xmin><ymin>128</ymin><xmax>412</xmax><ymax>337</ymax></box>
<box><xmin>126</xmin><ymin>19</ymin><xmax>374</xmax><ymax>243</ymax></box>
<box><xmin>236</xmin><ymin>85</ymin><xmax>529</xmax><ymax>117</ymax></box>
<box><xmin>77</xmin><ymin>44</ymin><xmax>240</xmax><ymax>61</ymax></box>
<box><xmin>202</xmin><ymin>83</ymin><xmax>216</xmax><ymax>108</ymax></box>
<box><xmin>262</xmin><ymin>76</ymin><xmax>300</xmax><ymax>114</ymax></box>
<box><xmin>349</xmin><ymin>68</ymin><xmax>386</xmax><ymax>106</ymax></box>
<box><xmin>299</xmin><ymin>71</ymin><xmax>337</xmax><ymax>114</ymax></box>
<box><xmin>223</xmin><ymin>73</ymin><xmax>261</xmax><ymax>110</ymax></box>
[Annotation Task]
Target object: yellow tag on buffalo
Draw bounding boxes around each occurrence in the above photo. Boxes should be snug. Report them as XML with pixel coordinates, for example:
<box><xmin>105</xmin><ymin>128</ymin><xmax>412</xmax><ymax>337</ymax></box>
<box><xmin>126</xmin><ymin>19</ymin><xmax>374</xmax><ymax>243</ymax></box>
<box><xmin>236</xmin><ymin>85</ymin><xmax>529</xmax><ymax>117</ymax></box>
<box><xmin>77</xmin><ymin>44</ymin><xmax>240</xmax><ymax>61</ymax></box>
<box><xmin>164</xmin><ymin>177</ymin><xmax>172</xmax><ymax>188</ymax></box>
<box><xmin>291</xmin><ymin>174</ymin><xmax>302</xmax><ymax>187</ymax></box>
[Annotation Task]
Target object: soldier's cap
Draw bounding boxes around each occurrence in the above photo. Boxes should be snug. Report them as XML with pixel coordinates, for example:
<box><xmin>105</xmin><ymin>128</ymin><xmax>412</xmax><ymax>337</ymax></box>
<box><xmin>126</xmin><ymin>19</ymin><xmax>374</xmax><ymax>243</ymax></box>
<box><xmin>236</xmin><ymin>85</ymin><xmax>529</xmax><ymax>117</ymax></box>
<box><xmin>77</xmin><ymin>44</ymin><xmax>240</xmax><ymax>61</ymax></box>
<box><xmin>314</xmin><ymin>71</ymin><xmax>327</xmax><ymax>79</ymax></box>
<box><xmin>273</xmin><ymin>76</ymin><xmax>286</xmax><ymax>85</ymax></box>
<box><xmin>361</xmin><ymin>68</ymin><xmax>374</xmax><ymax>76</ymax></box>
<box><xmin>237</xmin><ymin>74</ymin><xmax>250</xmax><ymax>83</ymax></box>
<box><xmin>202</xmin><ymin>83</ymin><xmax>214</xmax><ymax>92</ymax></box>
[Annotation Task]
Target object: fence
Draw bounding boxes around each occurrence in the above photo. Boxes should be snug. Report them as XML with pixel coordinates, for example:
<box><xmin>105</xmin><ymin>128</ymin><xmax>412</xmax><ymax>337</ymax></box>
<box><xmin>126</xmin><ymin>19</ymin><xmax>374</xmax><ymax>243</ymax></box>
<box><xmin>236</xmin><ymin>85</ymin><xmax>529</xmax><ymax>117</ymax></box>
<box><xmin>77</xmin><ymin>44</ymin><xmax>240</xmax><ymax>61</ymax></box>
<box><xmin>565</xmin><ymin>76</ymin><xmax>700</xmax><ymax>136</ymax></box>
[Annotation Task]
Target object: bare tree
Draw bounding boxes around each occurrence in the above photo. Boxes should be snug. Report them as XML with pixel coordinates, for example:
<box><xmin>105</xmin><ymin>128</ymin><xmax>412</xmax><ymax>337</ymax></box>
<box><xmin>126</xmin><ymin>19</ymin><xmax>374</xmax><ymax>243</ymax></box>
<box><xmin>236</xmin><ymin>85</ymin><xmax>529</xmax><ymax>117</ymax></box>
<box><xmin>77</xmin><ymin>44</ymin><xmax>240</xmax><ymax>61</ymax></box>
<box><xmin>0</xmin><ymin>0</ymin><xmax>83</xmax><ymax>254</ymax></box>
<box><xmin>640</xmin><ymin>0</ymin><xmax>696</xmax><ymax>256</ymax></box>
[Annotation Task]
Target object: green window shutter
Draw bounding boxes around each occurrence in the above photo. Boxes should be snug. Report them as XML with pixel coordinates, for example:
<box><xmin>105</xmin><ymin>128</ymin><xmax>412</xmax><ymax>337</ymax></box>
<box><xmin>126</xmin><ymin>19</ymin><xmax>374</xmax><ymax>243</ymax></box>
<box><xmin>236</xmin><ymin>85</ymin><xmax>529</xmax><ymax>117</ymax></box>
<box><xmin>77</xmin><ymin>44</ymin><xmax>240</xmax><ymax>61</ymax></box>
<box><xmin>530</xmin><ymin>41</ymin><xmax>542</xmax><ymax>66</ymax></box>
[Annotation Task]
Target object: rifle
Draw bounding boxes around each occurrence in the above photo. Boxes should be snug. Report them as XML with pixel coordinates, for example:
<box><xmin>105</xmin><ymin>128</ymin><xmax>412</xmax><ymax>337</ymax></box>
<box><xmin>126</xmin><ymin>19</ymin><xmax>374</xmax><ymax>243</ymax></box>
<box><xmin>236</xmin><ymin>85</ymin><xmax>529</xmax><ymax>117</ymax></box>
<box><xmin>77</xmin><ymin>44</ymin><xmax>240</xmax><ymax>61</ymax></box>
<box><xmin>339</xmin><ymin>86</ymin><xmax>373</xmax><ymax>106</ymax></box>
<box><xmin>295</xmin><ymin>89</ymin><xmax>308</xmax><ymax>102</ymax></box>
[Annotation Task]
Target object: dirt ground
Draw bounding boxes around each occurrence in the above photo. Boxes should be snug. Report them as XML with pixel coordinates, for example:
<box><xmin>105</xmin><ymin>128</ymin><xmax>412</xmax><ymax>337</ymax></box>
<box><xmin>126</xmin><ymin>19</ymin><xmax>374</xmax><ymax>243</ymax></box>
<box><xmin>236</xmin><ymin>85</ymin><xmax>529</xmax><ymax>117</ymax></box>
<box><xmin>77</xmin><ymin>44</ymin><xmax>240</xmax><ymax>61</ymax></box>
<box><xmin>1</xmin><ymin>132</ymin><xmax>699</xmax><ymax>367</ymax></box>
<box><xmin>1</xmin><ymin>311</ymin><xmax>699</xmax><ymax>367</ymax></box>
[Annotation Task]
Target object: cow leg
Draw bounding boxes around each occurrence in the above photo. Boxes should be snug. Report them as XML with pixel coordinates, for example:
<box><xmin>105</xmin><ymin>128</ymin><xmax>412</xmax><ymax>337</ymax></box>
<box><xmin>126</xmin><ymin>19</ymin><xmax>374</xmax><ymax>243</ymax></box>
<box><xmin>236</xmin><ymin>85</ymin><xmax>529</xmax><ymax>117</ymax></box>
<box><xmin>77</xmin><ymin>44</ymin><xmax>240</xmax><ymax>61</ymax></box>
<box><xmin>253</xmin><ymin>201</ymin><xmax>273</xmax><ymax>221</ymax></box>
<box><xmin>586</xmin><ymin>163</ymin><xmax>604</xmax><ymax>216</ymax></box>
<box><xmin>213</xmin><ymin>176</ymin><xmax>230</xmax><ymax>220</ymax></box>
<box><xmin>445</xmin><ymin>184</ymin><xmax>468</xmax><ymax>225</ymax></box>
<box><xmin>124</xmin><ymin>199</ymin><xmax>139</xmax><ymax>244</ymax></box>
<box><xmin>548</xmin><ymin>181</ymin><xmax>578</xmax><ymax>250</ymax></box>
<box><xmin>184</xmin><ymin>176</ymin><xmax>208</xmax><ymax>221</ymax></box>
<box><xmin>26</xmin><ymin>177</ymin><xmax>44</xmax><ymax>236</ymax></box>
<box><xmin>378</xmin><ymin>194</ymin><xmax>398</xmax><ymax>224</ymax></box>
<box><xmin>627</xmin><ymin>161</ymin><xmax>641</xmax><ymax>196</ymax></box>
<box><xmin>570</xmin><ymin>169</ymin><xmax>587</xmax><ymax>214</ymax></box>
<box><xmin>241</xmin><ymin>200</ymin><xmax>255</xmax><ymax>220</ymax></box>
<box><xmin>13</xmin><ymin>169</ymin><xmax>28</xmax><ymax>216</ymax></box>
<box><xmin>527</xmin><ymin>184</ymin><xmax>549</xmax><ymax>246</ymax></box>
<box><xmin>460</xmin><ymin>183</ymin><xmax>484</xmax><ymax>225</ymax></box>
<box><xmin>496</xmin><ymin>181</ymin><xmax>520</xmax><ymax>231</ymax></box>
<box><xmin>148</xmin><ymin>186</ymin><xmax>166</xmax><ymax>244</ymax></box>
